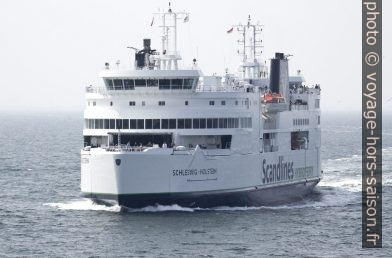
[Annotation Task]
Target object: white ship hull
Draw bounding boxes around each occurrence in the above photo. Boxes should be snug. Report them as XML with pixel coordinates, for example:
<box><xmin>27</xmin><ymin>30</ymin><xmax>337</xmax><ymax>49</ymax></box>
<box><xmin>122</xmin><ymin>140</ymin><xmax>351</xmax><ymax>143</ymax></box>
<box><xmin>81</xmin><ymin>148</ymin><xmax>321</xmax><ymax>207</ymax></box>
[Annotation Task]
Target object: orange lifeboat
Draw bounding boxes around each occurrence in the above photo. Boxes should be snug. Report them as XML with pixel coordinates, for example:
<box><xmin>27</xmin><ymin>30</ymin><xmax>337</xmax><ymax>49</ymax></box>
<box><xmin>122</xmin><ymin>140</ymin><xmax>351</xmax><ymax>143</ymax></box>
<box><xmin>263</xmin><ymin>93</ymin><xmax>284</xmax><ymax>103</ymax></box>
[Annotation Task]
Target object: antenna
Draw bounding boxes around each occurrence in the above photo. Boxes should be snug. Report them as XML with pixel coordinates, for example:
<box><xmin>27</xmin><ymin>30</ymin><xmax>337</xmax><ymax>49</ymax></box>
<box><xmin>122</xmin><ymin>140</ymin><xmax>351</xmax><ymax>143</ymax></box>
<box><xmin>152</xmin><ymin>2</ymin><xmax>189</xmax><ymax>56</ymax></box>
<box><xmin>234</xmin><ymin>15</ymin><xmax>263</xmax><ymax>63</ymax></box>
<box><xmin>229</xmin><ymin>16</ymin><xmax>265</xmax><ymax>79</ymax></box>
<box><xmin>150</xmin><ymin>3</ymin><xmax>189</xmax><ymax>70</ymax></box>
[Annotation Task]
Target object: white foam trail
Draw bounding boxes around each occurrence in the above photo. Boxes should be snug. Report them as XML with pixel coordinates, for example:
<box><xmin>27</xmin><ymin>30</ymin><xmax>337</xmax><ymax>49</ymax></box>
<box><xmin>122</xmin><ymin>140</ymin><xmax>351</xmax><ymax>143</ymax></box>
<box><xmin>319</xmin><ymin>178</ymin><xmax>361</xmax><ymax>192</ymax></box>
<box><xmin>44</xmin><ymin>199</ymin><xmax>122</xmax><ymax>212</ymax></box>
<box><xmin>325</xmin><ymin>154</ymin><xmax>361</xmax><ymax>163</ymax></box>
<box><xmin>44</xmin><ymin>191</ymin><xmax>359</xmax><ymax>213</ymax></box>
<box><xmin>125</xmin><ymin>204</ymin><xmax>195</xmax><ymax>212</ymax></box>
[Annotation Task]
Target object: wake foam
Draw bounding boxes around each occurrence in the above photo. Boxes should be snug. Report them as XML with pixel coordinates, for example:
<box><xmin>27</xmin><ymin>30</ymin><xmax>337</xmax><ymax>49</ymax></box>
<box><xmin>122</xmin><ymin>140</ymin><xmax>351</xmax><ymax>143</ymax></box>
<box><xmin>44</xmin><ymin>200</ymin><xmax>196</xmax><ymax>213</ymax></box>
<box><xmin>44</xmin><ymin>199</ymin><xmax>122</xmax><ymax>212</ymax></box>
<box><xmin>44</xmin><ymin>190</ymin><xmax>359</xmax><ymax>214</ymax></box>
<box><xmin>125</xmin><ymin>204</ymin><xmax>195</xmax><ymax>213</ymax></box>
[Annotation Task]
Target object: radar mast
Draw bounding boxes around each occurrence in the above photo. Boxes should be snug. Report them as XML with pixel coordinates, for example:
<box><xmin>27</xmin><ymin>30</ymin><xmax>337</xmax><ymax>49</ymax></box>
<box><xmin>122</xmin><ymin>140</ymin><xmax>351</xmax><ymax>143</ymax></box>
<box><xmin>151</xmin><ymin>2</ymin><xmax>189</xmax><ymax>70</ymax></box>
<box><xmin>230</xmin><ymin>16</ymin><xmax>266</xmax><ymax>79</ymax></box>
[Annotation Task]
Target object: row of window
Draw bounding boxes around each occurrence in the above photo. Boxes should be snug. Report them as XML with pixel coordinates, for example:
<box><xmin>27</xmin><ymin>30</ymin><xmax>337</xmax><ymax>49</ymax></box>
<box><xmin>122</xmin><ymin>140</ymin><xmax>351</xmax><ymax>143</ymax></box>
<box><xmin>104</xmin><ymin>78</ymin><xmax>197</xmax><ymax>91</ymax></box>
<box><xmin>88</xmin><ymin>100</ymin><xmax>240</xmax><ymax>107</ymax></box>
<box><xmin>293</xmin><ymin>118</ymin><xmax>310</xmax><ymax>126</ymax></box>
<box><xmin>85</xmin><ymin>117</ymin><xmax>252</xmax><ymax>130</ymax></box>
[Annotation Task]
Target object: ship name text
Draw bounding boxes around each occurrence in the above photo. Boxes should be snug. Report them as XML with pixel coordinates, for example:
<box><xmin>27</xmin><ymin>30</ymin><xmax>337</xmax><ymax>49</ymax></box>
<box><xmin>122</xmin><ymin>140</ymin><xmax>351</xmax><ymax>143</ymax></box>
<box><xmin>172</xmin><ymin>168</ymin><xmax>218</xmax><ymax>177</ymax></box>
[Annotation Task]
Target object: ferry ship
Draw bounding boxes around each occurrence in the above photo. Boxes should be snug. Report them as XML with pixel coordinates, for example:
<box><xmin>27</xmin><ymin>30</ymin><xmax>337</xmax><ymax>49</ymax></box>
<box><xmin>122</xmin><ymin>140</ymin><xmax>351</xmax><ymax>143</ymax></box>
<box><xmin>81</xmin><ymin>6</ymin><xmax>322</xmax><ymax>208</ymax></box>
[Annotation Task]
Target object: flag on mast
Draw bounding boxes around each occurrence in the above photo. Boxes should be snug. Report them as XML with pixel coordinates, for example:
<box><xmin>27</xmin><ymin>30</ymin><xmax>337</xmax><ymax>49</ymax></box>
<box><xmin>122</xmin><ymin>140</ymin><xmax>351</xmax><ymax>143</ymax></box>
<box><xmin>227</xmin><ymin>27</ymin><xmax>234</xmax><ymax>33</ymax></box>
<box><xmin>183</xmin><ymin>14</ymin><xmax>189</xmax><ymax>23</ymax></box>
<box><xmin>150</xmin><ymin>17</ymin><xmax>154</xmax><ymax>26</ymax></box>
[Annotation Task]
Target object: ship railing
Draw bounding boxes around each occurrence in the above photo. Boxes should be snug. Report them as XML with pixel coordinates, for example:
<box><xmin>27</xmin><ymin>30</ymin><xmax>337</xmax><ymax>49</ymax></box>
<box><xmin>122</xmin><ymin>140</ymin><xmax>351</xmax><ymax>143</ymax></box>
<box><xmin>105</xmin><ymin>144</ymin><xmax>200</xmax><ymax>153</ymax></box>
<box><xmin>85</xmin><ymin>86</ymin><xmax>108</xmax><ymax>94</ymax></box>
<box><xmin>196</xmin><ymin>85</ymin><xmax>247</xmax><ymax>92</ymax></box>
<box><xmin>290</xmin><ymin>86</ymin><xmax>321</xmax><ymax>95</ymax></box>
<box><xmin>105</xmin><ymin>144</ymin><xmax>177</xmax><ymax>152</ymax></box>
<box><xmin>106</xmin><ymin>145</ymin><xmax>151</xmax><ymax>152</ymax></box>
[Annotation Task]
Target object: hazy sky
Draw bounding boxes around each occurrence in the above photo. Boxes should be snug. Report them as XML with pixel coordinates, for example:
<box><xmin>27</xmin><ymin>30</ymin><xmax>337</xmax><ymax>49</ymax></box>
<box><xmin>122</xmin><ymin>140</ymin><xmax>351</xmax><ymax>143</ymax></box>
<box><xmin>0</xmin><ymin>0</ymin><xmax>390</xmax><ymax>112</ymax></box>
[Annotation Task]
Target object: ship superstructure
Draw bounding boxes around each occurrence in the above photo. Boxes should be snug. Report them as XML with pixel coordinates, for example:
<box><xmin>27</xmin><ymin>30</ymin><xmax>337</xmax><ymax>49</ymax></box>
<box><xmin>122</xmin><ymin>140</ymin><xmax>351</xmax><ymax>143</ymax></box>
<box><xmin>81</xmin><ymin>6</ymin><xmax>322</xmax><ymax>207</ymax></box>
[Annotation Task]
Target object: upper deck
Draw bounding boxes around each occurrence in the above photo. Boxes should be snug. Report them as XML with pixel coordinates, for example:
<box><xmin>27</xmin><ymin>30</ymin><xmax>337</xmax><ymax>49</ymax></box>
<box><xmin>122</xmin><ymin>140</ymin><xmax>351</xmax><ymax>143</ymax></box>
<box><xmin>81</xmin><ymin>5</ymin><xmax>321</xmax><ymax>155</ymax></box>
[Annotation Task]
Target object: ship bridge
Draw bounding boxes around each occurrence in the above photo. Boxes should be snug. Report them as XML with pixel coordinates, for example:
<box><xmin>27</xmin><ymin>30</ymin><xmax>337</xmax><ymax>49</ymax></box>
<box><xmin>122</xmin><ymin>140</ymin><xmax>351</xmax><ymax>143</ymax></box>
<box><xmin>99</xmin><ymin>69</ymin><xmax>201</xmax><ymax>91</ymax></box>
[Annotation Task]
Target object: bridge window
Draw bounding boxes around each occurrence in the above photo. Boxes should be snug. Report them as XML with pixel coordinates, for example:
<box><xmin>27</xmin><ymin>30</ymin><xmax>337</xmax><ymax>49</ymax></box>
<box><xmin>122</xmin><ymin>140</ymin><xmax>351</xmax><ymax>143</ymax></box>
<box><xmin>159</xmin><ymin>79</ymin><xmax>170</xmax><ymax>90</ymax></box>
<box><xmin>209</xmin><ymin>101</ymin><xmax>215</xmax><ymax>106</ymax></box>
<box><xmin>185</xmin><ymin>100</ymin><xmax>188</xmax><ymax>106</ymax></box>
<box><xmin>113</xmin><ymin>79</ymin><xmax>123</xmax><ymax>90</ymax></box>
<box><xmin>171</xmin><ymin>79</ymin><xmax>183</xmax><ymax>90</ymax></box>
<box><xmin>110</xmin><ymin>101</ymin><xmax>113</xmax><ymax>106</ymax></box>
<box><xmin>129</xmin><ymin>101</ymin><xmax>136</xmax><ymax>106</ymax></box>
<box><xmin>135</xmin><ymin>79</ymin><xmax>146</xmax><ymax>87</ymax></box>
<box><xmin>105</xmin><ymin>79</ymin><xmax>114</xmax><ymax>90</ymax></box>
<box><xmin>124</xmin><ymin>79</ymin><xmax>135</xmax><ymax>90</ymax></box>
<box><xmin>183</xmin><ymin>79</ymin><xmax>193</xmax><ymax>89</ymax></box>
<box><xmin>221</xmin><ymin>100</ymin><xmax>226</xmax><ymax>106</ymax></box>
<box><xmin>158</xmin><ymin>101</ymin><xmax>165</xmax><ymax>106</ymax></box>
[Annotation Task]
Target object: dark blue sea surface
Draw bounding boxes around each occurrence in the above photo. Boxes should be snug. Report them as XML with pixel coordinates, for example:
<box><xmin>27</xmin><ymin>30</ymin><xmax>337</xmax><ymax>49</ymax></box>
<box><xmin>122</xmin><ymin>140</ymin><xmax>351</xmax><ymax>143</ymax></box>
<box><xmin>0</xmin><ymin>112</ymin><xmax>391</xmax><ymax>257</ymax></box>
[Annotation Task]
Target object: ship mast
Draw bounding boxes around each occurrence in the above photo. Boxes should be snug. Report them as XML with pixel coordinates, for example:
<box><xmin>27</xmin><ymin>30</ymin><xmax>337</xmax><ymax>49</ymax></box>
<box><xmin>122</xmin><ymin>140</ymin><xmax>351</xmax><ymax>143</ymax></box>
<box><xmin>152</xmin><ymin>2</ymin><xmax>189</xmax><ymax>70</ymax></box>
<box><xmin>232</xmin><ymin>16</ymin><xmax>265</xmax><ymax>79</ymax></box>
